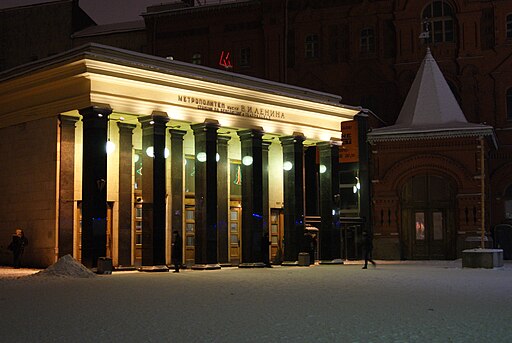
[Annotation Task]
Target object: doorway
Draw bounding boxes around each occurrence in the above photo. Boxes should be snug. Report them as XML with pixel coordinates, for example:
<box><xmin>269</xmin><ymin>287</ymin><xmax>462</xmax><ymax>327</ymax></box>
<box><xmin>229</xmin><ymin>206</ymin><xmax>241</xmax><ymax>264</ymax></box>
<box><xmin>76</xmin><ymin>201</ymin><xmax>114</xmax><ymax>262</ymax></box>
<box><xmin>401</xmin><ymin>174</ymin><xmax>455</xmax><ymax>259</ymax></box>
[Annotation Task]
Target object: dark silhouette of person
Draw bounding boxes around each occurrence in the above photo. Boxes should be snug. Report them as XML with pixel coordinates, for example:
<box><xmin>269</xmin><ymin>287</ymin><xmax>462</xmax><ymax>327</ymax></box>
<box><xmin>171</xmin><ymin>230</ymin><xmax>183</xmax><ymax>273</ymax></box>
<box><xmin>362</xmin><ymin>230</ymin><xmax>376</xmax><ymax>269</ymax></box>
<box><xmin>303</xmin><ymin>230</ymin><xmax>316</xmax><ymax>266</ymax></box>
<box><xmin>8</xmin><ymin>229</ymin><xmax>28</xmax><ymax>269</ymax></box>
<box><xmin>261</xmin><ymin>231</ymin><xmax>271</xmax><ymax>267</ymax></box>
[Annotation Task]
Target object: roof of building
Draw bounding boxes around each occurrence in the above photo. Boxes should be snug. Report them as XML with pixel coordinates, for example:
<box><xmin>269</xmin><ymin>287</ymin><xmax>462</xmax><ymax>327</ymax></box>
<box><xmin>367</xmin><ymin>48</ymin><xmax>495</xmax><ymax>145</ymax></box>
<box><xmin>72</xmin><ymin>20</ymin><xmax>145</xmax><ymax>38</ymax></box>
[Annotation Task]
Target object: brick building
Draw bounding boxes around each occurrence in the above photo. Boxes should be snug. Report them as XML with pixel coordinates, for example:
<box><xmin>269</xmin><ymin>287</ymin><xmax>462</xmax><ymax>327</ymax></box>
<box><xmin>3</xmin><ymin>0</ymin><xmax>512</xmax><ymax>261</ymax></box>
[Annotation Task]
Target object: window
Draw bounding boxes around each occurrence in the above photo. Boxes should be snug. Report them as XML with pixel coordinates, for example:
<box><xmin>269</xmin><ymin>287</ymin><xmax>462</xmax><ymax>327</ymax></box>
<box><xmin>185</xmin><ymin>156</ymin><xmax>195</xmax><ymax>193</ymax></box>
<box><xmin>505</xmin><ymin>185</ymin><xmax>512</xmax><ymax>219</ymax></box>
<box><xmin>507</xmin><ymin>14</ymin><xmax>512</xmax><ymax>39</ymax></box>
<box><xmin>339</xmin><ymin>169</ymin><xmax>360</xmax><ymax>216</ymax></box>
<box><xmin>305</xmin><ymin>34</ymin><xmax>319</xmax><ymax>59</ymax></box>
<box><xmin>360</xmin><ymin>28</ymin><xmax>375</xmax><ymax>54</ymax></box>
<box><xmin>230</xmin><ymin>161</ymin><xmax>242</xmax><ymax>197</ymax></box>
<box><xmin>239</xmin><ymin>47</ymin><xmax>251</xmax><ymax>67</ymax></box>
<box><xmin>422</xmin><ymin>1</ymin><xmax>455</xmax><ymax>43</ymax></box>
<box><xmin>191</xmin><ymin>53</ymin><xmax>202</xmax><ymax>65</ymax></box>
<box><xmin>507</xmin><ymin>88</ymin><xmax>512</xmax><ymax>121</ymax></box>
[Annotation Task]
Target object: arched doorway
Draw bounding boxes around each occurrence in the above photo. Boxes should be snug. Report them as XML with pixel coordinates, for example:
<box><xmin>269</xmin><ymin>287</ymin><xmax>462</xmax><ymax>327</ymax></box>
<box><xmin>400</xmin><ymin>174</ymin><xmax>456</xmax><ymax>259</ymax></box>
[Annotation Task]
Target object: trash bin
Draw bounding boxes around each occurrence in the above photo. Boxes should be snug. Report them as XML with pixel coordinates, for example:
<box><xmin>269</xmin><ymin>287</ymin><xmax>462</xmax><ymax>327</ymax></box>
<box><xmin>298</xmin><ymin>252</ymin><xmax>310</xmax><ymax>266</ymax></box>
<box><xmin>97</xmin><ymin>257</ymin><xmax>113</xmax><ymax>274</ymax></box>
<box><xmin>494</xmin><ymin>224</ymin><xmax>512</xmax><ymax>260</ymax></box>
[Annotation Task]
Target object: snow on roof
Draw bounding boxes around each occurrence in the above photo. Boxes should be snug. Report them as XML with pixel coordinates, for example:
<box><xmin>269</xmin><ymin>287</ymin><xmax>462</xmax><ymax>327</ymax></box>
<box><xmin>368</xmin><ymin>48</ymin><xmax>495</xmax><ymax>144</ymax></box>
<box><xmin>72</xmin><ymin>20</ymin><xmax>145</xmax><ymax>38</ymax></box>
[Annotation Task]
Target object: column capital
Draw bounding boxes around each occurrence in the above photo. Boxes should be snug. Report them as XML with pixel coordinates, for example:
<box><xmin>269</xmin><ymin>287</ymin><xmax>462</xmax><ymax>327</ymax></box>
<box><xmin>191</xmin><ymin>119</ymin><xmax>220</xmax><ymax>134</ymax></box>
<box><xmin>237</xmin><ymin>128</ymin><xmax>264</xmax><ymax>140</ymax></box>
<box><xmin>138</xmin><ymin>112</ymin><xmax>170</xmax><ymax>127</ymax></box>
<box><xmin>59</xmin><ymin>115</ymin><xmax>79</xmax><ymax>126</ymax></box>
<box><xmin>117</xmin><ymin>122</ymin><xmax>136</xmax><ymax>132</ymax></box>
<box><xmin>317</xmin><ymin>140</ymin><xmax>341</xmax><ymax>150</ymax></box>
<box><xmin>169</xmin><ymin>128</ymin><xmax>187</xmax><ymax>139</ymax></box>
<box><xmin>279</xmin><ymin>133</ymin><xmax>306</xmax><ymax>145</ymax></box>
<box><xmin>79</xmin><ymin>105</ymin><xmax>112</xmax><ymax>118</ymax></box>
<box><xmin>218</xmin><ymin>135</ymin><xmax>231</xmax><ymax>145</ymax></box>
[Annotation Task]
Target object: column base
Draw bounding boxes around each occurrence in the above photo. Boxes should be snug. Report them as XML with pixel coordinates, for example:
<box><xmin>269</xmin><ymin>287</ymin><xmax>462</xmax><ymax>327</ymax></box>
<box><xmin>281</xmin><ymin>260</ymin><xmax>299</xmax><ymax>266</ymax></box>
<box><xmin>191</xmin><ymin>263</ymin><xmax>221</xmax><ymax>270</ymax></box>
<box><xmin>137</xmin><ymin>265</ymin><xmax>169</xmax><ymax>272</ymax></box>
<box><xmin>319</xmin><ymin>259</ymin><xmax>344</xmax><ymax>265</ymax></box>
<box><xmin>238</xmin><ymin>262</ymin><xmax>266</xmax><ymax>268</ymax></box>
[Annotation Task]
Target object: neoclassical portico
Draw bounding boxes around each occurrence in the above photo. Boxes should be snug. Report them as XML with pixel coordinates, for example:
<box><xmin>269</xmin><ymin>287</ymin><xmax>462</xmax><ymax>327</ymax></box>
<box><xmin>0</xmin><ymin>44</ymin><xmax>360</xmax><ymax>268</ymax></box>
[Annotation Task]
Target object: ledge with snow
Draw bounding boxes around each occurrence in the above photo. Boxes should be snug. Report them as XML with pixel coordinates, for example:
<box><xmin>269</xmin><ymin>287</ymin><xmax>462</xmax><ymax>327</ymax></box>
<box><xmin>462</xmin><ymin>248</ymin><xmax>504</xmax><ymax>269</ymax></box>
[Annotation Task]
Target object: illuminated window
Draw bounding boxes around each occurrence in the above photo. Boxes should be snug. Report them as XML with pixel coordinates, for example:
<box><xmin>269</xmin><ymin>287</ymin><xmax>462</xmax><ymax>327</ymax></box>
<box><xmin>507</xmin><ymin>88</ymin><xmax>512</xmax><ymax>121</ymax></box>
<box><xmin>339</xmin><ymin>170</ymin><xmax>360</xmax><ymax>216</ymax></box>
<box><xmin>239</xmin><ymin>47</ymin><xmax>251</xmax><ymax>66</ymax></box>
<box><xmin>305</xmin><ymin>34</ymin><xmax>319</xmax><ymax>58</ymax></box>
<box><xmin>191</xmin><ymin>53</ymin><xmax>202</xmax><ymax>65</ymax></box>
<box><xmin>360</xmin><ymin>28</ymin><xmax>375</xmax><ymax>54</ymax></box>
<box><xmin>185</xmin><ymin>156</ymin><xmax>195</xmax><ymax>193</ymax></box>
<box><xmin>421</xmin><ymin>1</ymin><xmax>455</xmax><ymax>43</ymax></box>
<box><xmin>507</xmin><ymin>15</ymin><xmax>512</xmax><ymax>39</ymax></box>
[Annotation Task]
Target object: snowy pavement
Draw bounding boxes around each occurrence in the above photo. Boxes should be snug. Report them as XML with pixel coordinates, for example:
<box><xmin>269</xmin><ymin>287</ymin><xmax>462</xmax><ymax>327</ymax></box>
<box><xmin>0</xmin><ymin>260</ymin><xmax>511</xmax><ymax>342</ymax></box>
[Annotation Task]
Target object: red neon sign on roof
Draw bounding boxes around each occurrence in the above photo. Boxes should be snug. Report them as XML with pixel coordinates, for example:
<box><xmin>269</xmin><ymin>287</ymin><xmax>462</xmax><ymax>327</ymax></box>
<box><xmin>219</xmin><ymin>51</ymin><xmax>233</xmax><ymax>69</ymax></box>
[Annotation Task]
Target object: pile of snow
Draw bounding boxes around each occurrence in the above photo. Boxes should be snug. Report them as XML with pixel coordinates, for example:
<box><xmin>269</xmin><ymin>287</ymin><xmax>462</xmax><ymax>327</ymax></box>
<box><xmin>31</xmin><ymin>254</ymin><xmax>96</xmax><ymax>278</ymax></box>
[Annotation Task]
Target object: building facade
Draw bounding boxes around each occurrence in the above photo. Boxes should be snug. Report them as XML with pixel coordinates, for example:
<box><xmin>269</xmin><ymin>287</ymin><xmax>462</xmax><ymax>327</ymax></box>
<box><xmin>0</xmin><ymin>44</ymin><xmax>359</xmax><ymax>268</ymax></box>
<box><xmin>141</xmin><ymin>0</ymin><xmax>512</xmax><ymax>238</ymax></box>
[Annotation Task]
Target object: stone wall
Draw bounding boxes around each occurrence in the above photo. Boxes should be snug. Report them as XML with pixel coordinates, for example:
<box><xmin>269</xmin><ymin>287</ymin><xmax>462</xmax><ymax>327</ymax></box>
<box><xmin>0</xmin><ymin>117</ymin><xmax>58</xmax><ymax>267</ymax></box>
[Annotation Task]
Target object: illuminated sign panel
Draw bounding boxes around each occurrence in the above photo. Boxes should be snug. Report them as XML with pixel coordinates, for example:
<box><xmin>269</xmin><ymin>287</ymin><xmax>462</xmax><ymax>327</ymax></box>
<box><xmin>340</xmin><ymin>120</ymin><xmax>359</xmax><ymax>163</ymax></box>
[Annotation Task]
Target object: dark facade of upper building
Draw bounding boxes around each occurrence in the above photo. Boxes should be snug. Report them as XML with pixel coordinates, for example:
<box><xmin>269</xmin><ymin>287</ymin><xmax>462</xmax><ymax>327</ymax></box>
<box><xmin>0</xmin><ymin>0</ymin><xmax>95</xmax><ymax>72</ymax></box>
<box><xmin>142</xmin><ymin>0</ymin><xmax>512</xmax><ymax>257</ymax></box>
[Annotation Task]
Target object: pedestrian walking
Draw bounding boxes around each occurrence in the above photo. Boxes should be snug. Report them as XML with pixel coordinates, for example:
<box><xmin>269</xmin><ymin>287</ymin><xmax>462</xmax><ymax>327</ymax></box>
<box><xmin>362</xmin><ymin>230</ymin><xmax>376</xmax><ymax>269</ymax></box>
<box><xmin>8</xmin><ymin>228</ymin><xmax>28</xmax><ymax>269</ymax></box>
<box><xmin>171</xmin><ymin>230</ymin><xmax>183</xmax><ymax>273</ymax></box>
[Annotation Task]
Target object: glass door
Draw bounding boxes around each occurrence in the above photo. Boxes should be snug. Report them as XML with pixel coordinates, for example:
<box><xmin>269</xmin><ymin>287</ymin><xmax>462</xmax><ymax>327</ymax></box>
<box><xmin>229</xmin><ymin>207</ymin><xmax>241</xmax><ymax>264</ymax></box>
<box><xmin>270</xmin><ymin>208</ymin><xmax>284</xmax><ymax>263</ymax></box>
<box><xmin>184</xmin><ymin>206</ymin><xmax>195</xmax><ymax>265</ymax></box>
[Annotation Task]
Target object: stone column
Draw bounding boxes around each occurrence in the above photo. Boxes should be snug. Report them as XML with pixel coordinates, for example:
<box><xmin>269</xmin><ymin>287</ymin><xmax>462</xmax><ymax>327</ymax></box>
<box><xmin>280</xmin><ymin>134</ymin><xmax>306</xmax><ymax>263</ymax></box>
<box><xmin>356</xmin><ymin>113</ymin><xmax>371</xmax><ymax>235</ymax></box>
<box><xmin>318</xmin><ymin>141</ymin><xmax>342</xmax><ymax>263</ymax></box>
<box><xmin>138</xmin><ymin>112</ymin><xmax>169</xmax><ymax>268</ymax></box>
<box><xmin>58</xmin><ymin>115</ymin><xmax>78</xmax><ymax>258</ymax></box>
<box><xmin>191</xmin><ymin>120</ymin><xmax>220</xmax><ymax>269</ymax></box>
<box><xmin>117</xmin><ymin>122</ymin><xmax>136</xmax><ymax>267</ymax></box>
<box><xmin>169</xmin><ymin>129</ymin><xmax>186</xmax><ymax>262</ymax></box>
<box><xmin>217</xmin><ymin>135</ymin><xmax>231</xmax><ymax>265</ymax></box>
<box><xmin>238</xmin><ymin>129</ymin><xmax>264</xmax><ymax>267</ymax></box>
<box><xmin>79</xmin><ymin>105</ymin><xmax>111</xmax><ymax>268</ymax></box>
<box><xmin>262</xmin><ymin>141</ymin><xmax>271</xmax><ymax>265</ymax></box>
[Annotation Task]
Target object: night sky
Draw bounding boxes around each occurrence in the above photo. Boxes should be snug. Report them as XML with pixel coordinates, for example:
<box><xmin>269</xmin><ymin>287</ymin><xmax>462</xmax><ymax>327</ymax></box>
<box><xmin>0</xmin><ymin>0</ymin><xmax>161</xmax><ymax>24</ymax></box>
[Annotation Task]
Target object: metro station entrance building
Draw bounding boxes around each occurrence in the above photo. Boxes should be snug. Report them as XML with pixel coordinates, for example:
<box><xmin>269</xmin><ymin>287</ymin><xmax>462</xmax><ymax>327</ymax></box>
<box><xmin>0</xmin><ymin>44</ymin><xmax>360</xmax><ymax>268</ymax></box>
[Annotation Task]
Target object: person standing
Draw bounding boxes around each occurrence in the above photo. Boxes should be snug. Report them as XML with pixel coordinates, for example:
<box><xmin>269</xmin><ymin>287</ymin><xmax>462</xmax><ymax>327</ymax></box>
<box><xmin>171</xmin><ymin>230</ymin><xmax>183</xmax><ymax>273</ymax></box>
<box><xmin>261</xmin><ymin>231</ymin><xmax>271</xmax><ymax>267</ymax></box>
<box><xmin>362</xmin><ymin>230</ymin><xmax>376</xmax><ymax>269</ymax></box>
<box><xmin>8</xmin><ymin>229</ymin><xmax>28</xmax><ymax>269</ymax></box>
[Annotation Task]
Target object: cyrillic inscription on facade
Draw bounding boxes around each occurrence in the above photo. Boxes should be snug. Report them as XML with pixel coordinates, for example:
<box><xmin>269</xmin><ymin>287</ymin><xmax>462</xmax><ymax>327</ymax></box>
<box><xmin>177</xmin><ymin>95</ymin><xmax>285</xmax><ymax>120</ymax></box>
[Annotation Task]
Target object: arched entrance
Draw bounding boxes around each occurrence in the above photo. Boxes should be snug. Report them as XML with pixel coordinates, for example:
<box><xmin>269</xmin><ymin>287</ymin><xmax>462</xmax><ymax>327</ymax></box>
<box><xmin>400</xmin><ymin>174</ymin><xmax>456</xmax><ymax>259</ymax></box>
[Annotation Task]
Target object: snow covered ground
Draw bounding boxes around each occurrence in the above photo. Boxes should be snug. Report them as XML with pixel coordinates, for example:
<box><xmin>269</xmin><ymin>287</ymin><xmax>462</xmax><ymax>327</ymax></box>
<box><xmin>0</xmin><ymin>260</ymin><xmax>511</xmax><ymax>342</ymax></box>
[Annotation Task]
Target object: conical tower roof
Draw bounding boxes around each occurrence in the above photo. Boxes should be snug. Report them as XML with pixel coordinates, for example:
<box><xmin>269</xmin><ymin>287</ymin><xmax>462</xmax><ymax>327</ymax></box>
<box><xmin>368</xmin><ymin>49</ymin><xmax>494</xmax><ymax>143</ymax></box>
